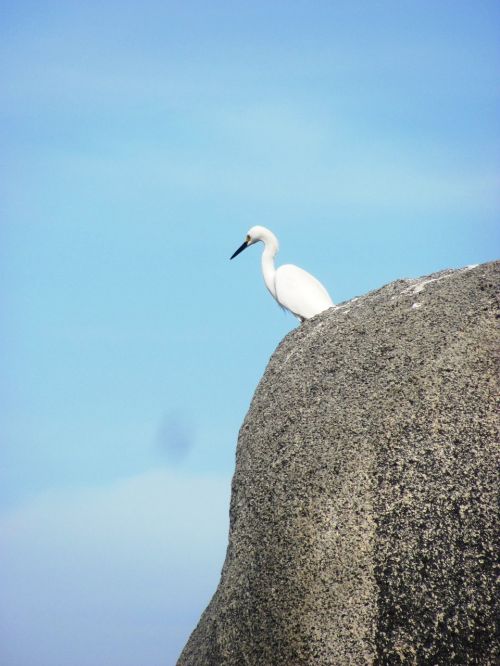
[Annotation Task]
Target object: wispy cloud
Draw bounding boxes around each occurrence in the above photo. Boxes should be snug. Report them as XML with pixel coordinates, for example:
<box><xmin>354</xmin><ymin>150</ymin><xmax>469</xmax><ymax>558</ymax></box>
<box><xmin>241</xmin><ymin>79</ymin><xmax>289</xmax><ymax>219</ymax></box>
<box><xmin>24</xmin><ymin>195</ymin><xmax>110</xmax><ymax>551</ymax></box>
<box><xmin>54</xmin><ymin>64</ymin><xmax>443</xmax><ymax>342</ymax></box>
<box><xmin>5</xmin><ymin>100</ymin><xmax>497</xmax><ymax>216</ymax></box>
<box><xmin>0</xmin><ymin>469</ymin><xmax>230</xmax><ymax>666</ymax></box>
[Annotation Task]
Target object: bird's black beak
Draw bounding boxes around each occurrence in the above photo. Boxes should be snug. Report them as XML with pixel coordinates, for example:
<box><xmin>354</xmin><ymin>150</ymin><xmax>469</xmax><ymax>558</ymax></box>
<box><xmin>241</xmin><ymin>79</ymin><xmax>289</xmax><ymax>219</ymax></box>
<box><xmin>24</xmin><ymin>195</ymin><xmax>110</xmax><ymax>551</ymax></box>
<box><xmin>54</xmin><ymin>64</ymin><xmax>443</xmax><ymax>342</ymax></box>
<box><xmin>230</xmin><ymin>241</ymin><xmax>249</xmax><ymax>260</ymax></box>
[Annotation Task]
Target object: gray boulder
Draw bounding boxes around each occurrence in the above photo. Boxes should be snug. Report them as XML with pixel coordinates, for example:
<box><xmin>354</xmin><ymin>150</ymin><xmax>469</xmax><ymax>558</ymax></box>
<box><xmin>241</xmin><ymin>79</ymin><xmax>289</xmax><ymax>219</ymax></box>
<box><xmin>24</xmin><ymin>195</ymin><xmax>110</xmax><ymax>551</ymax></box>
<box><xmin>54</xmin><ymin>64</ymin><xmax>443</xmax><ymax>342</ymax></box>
<box><xmin>178</xmin><ymin>261</ymin><xmax>499</xmax><ymax>665</ymax></box>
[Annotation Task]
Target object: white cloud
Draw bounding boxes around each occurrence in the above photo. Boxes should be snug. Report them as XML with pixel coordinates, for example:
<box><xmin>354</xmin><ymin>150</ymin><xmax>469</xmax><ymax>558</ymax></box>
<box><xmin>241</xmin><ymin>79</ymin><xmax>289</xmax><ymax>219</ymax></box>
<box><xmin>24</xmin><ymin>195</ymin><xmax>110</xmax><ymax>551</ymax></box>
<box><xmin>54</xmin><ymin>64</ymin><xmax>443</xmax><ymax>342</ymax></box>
<box><xmin>0</xmin><ymin>469</ymin><xmax>231</xmax><ymax>666</ymax></box>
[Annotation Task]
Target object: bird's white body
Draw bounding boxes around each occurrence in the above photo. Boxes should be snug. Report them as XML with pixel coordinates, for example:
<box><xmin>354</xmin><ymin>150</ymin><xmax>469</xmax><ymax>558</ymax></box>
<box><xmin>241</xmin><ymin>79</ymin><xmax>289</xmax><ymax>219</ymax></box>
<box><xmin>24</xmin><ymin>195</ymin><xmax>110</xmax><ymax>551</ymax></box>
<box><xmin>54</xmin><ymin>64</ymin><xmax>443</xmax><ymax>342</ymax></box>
<box><xmin>231</xmin><ymin>225</ymin><xmax>334</xmax><ymax>321</ymax></box>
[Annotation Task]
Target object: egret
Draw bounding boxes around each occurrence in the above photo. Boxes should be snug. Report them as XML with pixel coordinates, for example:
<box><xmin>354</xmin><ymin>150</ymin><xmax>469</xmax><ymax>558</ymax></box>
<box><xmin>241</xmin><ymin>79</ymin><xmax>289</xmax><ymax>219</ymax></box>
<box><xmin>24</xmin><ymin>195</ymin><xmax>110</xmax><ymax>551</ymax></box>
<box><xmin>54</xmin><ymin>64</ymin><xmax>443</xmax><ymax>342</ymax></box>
<box><xmin>230</xmin><ymin>225</ymin><xmax>335</xmax><ymax>321</ymax></box>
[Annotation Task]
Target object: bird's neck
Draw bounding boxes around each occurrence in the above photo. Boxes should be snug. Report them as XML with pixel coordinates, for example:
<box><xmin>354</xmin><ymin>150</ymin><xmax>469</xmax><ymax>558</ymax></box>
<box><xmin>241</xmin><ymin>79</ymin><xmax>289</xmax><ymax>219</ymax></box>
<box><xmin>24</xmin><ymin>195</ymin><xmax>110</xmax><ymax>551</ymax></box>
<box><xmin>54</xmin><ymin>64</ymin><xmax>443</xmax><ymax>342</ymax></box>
<box><xmin>261</xmin><ymin>242</ymin><xmax>277</xmax><ymax>298</ymax></box>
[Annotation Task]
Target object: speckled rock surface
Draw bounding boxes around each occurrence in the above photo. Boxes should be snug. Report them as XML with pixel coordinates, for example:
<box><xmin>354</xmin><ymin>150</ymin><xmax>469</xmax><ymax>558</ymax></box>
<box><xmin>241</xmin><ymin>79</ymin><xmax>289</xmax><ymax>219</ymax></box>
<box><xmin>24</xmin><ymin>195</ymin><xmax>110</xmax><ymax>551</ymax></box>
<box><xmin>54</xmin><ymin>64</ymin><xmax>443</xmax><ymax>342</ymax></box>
<box><xmin>177</xmin><ymin>261</ymin><xmax>499</xmax><ymax>666</ymax></box>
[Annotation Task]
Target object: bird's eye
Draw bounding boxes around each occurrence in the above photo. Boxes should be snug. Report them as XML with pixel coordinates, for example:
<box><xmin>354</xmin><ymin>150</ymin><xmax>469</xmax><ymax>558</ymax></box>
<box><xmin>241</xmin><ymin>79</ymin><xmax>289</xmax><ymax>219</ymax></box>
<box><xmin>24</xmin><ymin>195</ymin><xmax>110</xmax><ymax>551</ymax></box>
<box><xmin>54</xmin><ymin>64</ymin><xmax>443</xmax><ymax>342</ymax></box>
<box><xmin>246</xmin><ymin>235</ymin><xmax>251</xmax><ymax>243</ymax></box>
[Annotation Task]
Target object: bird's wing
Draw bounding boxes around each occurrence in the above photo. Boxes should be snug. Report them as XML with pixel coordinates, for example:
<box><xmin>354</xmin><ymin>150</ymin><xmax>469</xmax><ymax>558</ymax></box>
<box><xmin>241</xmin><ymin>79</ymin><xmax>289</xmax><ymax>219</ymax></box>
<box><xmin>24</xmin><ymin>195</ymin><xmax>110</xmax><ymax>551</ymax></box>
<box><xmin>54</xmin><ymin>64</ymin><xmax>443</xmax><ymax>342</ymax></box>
<box><xmin>275</xmin><ymin>264</ymin><xmax>334</xmax><ymax>320</ymax></box>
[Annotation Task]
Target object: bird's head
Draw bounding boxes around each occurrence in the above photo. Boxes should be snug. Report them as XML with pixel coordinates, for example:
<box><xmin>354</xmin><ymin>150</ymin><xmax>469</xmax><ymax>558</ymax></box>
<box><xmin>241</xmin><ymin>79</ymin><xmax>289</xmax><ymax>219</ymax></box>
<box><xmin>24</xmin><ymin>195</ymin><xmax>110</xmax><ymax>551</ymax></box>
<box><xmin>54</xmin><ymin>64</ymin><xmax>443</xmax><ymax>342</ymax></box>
<box><xmin>230</xmin><ymin>226</ymin><xmax>277</xmax><ymax>260</ymax></box>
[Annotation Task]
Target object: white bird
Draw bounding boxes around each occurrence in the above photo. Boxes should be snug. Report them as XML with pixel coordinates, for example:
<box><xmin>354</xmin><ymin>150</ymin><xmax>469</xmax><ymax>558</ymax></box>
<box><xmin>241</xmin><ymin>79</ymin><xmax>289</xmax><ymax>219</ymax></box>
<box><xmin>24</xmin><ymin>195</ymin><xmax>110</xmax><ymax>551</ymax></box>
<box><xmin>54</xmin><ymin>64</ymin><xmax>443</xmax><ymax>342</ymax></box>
<box><xmin>230</xmin><ymin>225</ymin><xmax>334</xmax><ymax>322</ymax></box>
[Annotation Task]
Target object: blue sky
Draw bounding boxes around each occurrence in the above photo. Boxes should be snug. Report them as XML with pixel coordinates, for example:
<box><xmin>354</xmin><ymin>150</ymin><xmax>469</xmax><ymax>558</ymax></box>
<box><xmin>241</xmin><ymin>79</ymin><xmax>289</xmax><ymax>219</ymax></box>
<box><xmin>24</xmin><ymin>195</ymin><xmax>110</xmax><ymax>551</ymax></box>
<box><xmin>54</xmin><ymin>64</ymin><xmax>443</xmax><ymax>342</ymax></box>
<box><xmin>1</xmin><ymin>1</ymin><xmax>499</xmax><ymax>664</ymax></box>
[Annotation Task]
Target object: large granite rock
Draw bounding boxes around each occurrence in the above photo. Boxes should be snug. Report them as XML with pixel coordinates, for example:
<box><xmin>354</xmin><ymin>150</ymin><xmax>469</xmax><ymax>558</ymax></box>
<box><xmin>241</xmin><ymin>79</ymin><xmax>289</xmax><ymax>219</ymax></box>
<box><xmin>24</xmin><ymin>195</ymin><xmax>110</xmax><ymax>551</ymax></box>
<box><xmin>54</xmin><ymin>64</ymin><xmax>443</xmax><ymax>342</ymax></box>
<box><xmin>178</xmin><ymin>261</ymin><xmax>499</xmax><ymax>665</ymax></box>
